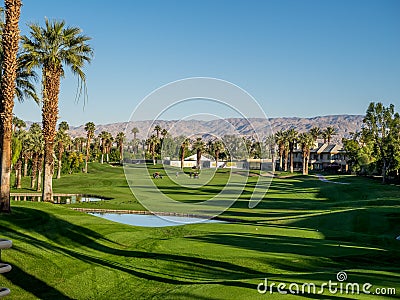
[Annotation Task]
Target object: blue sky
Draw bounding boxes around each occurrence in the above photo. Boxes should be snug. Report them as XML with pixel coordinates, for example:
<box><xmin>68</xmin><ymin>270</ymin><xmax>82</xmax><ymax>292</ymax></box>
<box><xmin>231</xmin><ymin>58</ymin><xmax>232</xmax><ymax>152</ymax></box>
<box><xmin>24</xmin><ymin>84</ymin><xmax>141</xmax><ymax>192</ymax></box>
<box><xmin>13</xmin><ymin>0</ymin><xmax>400</xmax><ymax>126</ymax></box>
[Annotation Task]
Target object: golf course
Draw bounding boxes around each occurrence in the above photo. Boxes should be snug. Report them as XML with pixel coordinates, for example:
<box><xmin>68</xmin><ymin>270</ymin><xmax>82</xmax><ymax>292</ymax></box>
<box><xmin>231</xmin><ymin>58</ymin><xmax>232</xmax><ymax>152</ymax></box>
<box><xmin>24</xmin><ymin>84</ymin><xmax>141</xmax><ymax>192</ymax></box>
<box><xmin>0</xmin><ymin>162</ymin><xmax>399</xmax><ymax>299</ymax></box>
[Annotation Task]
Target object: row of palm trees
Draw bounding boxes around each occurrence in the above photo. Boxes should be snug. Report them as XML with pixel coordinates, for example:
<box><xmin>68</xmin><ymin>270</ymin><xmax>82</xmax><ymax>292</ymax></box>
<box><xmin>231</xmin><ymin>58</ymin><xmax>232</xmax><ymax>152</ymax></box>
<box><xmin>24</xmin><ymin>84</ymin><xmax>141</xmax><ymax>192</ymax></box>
<box><xmin>271</xmin><ymin>126</ymin><xmax>337</xmax><ymax>175</ymax></box>
<box><xmin>0</xmin><ymin>0</ymin><xmax>93</xmax><ymax>211</ymax></box>
<box><xmin>10</xmin><ymin>118</ymin><xmax>127</xmax><ymax>189</ymax></box>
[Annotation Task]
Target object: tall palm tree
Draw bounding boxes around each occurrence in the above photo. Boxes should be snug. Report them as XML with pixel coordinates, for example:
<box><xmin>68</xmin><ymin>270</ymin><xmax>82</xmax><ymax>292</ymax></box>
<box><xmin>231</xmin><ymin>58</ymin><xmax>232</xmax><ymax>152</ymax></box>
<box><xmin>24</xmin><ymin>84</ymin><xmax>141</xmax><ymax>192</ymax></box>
<box><xmin>115</xmin><ymin>132</ymin><xmax>126</xmax><ymax>163</ymax></box>
<box><xmin>131</xmin><ymin>127</ymin><xmax>139</xmax><ymax>153</ymax></box>
<box><xmin>84</xmin><ymin>122</ymin><xmax>95</xmax><ymax>172</ymax></box>
<box><xmin>309</xmin><ymin>127</ymin><xmax>321</xmax><ymax>145</ymax></box>
<box><xmin>99</xmin><ymin>131</ymin><xmax>110</xmax><ymax>164</ymax></box>
<box><xmin>55</xmin><ymin>122</ymin><xmax>70</xmax><ymax>179</ymax></box>
<box><xmin>192</xmin><ymin>137</ymin><xmax>206</xmax><ymax>169</ymax></box>
<box><xmin>92</xmin><ymin>136</ymin><xmax>100</xmax><ymax>161</ymax></box>
<box><xmin>105</xmin><ymin>135</ymin><xmax>113</xmax><ymax>162</ymax></box>
<box><xmin>0</xmin><ymin>0</ymin><xmax>22</xmax><ymax>212</ymax></box>
<box><xmin>298</xmin><ymin>132</ymin><xmax>314</xmax><ymax>175</ymax></box>
<box><xmin>26</xmin><ymin>123</ymin><xmax>43</xmax><ymax>190</ymax></box>
<box><xmin>274</xmin><ymin>130</ymin><xmax>286</xmax><ymax>171</ymax></box>
<box><xmin>211</xmin><ymin>140</ymin><xmax>224</xmax><ymax>169</ymax></box>
<box><xmin>179</xmin><ymin>138</ymin><xmax>190</xmax><ymax>170</ymax></box>
<box><xmin>12</xmin><ymin>129</ymin><xmax>25</xmax><ymax>188</ymax></box>
<box><xmin>286</xmin><ymin>129</ymin><xmax>298</xmax><ymax>173</ymax></box>
<box><xmin>323</xmin><ymin>126</ymin><xmax>337</xmax><ymax>144</ymax></box>
<box><xmin>160</xmin><ymin>128</ymin><xmax>168</xmax><ymax>149</ymax></box>
<box><xmin>148</xmin><ymin>135</ymin><xmax>159</xmax><ymax>165</ymax></box>
<box><xmin>154</xmin><ymin>125</ymin><xmax>161</xmax><ymax>138</ymax></box>
<box><xmin>21</xmin><ymin>19</ymin><xmax>93</xmax><ymax>202</ymax></box>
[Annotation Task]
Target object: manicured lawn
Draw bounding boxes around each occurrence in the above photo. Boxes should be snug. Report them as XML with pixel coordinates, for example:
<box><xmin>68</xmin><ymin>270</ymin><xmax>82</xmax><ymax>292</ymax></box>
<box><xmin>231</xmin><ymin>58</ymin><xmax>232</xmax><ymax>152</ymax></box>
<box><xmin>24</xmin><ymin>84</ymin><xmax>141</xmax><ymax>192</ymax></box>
<box><xmin>1</xmin><ymin>163</ymin><xmax>400</xmax><ymax>299</ymax></box>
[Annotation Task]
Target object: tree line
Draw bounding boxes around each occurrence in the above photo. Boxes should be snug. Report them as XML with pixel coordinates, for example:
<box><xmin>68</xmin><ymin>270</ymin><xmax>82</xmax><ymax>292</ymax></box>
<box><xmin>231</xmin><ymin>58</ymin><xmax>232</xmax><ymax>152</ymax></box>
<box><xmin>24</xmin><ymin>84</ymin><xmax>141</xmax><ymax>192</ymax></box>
<box><xmin>137</xmin><ymin>124</ymin><xmax>339</xmax><ymax>175</ymax></box>
<box><xmin>343</xmin><ymin>102</ymin><xmax>400</xmax><ymax>183</ymax></box>
<box><xmin>0</xmin><ymin>0</ymin><xmax>93</xmax><ymax>212</ymax></box>
<box><xmin>11</xmin><ymin>117</ymin><xmax>127</xmax><ymax>189</ymax></box>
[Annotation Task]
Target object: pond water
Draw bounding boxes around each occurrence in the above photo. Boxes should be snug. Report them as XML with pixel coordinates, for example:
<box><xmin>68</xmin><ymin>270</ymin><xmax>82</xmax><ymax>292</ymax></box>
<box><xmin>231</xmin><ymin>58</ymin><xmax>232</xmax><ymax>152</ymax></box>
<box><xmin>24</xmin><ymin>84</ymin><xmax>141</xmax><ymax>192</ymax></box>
<box><xmin>88</xmin><ymin>212</ymin><xmax>224</xmax><ymax>227</ymax></box>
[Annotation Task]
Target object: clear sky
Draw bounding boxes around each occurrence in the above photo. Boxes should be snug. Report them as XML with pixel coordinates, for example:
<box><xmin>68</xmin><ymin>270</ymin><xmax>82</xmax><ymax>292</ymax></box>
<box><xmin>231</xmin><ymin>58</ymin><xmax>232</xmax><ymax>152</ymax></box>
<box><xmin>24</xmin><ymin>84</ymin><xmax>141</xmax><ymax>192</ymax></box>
<box><xmin>13</xmin><ymin>0</ymin><xmax>400</xmax><ymax>126</ymax></box>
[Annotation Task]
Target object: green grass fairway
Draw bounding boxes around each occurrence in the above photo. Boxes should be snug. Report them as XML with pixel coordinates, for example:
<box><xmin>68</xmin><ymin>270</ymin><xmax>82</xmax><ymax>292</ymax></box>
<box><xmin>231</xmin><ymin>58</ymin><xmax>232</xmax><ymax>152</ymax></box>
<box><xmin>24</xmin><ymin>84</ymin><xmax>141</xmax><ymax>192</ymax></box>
<box><xmin>1</xmin><ymin>163</ymin><xmax>400</xmax><ymax>299</ymax></box>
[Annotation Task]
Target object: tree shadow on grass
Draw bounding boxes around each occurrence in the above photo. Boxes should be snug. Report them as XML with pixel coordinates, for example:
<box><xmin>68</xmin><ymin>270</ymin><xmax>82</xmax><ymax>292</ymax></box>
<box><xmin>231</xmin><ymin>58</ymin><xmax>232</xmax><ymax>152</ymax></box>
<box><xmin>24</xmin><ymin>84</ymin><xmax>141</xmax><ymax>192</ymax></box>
<box><xmin>3</xmin><ymin>264</ymin><xmax>72</xmax><ymax>300</ymax></box>
<box><xmin>0</xmin><ymin>206</ymin><xmax>279</xmax><ymax>296</ymax></box>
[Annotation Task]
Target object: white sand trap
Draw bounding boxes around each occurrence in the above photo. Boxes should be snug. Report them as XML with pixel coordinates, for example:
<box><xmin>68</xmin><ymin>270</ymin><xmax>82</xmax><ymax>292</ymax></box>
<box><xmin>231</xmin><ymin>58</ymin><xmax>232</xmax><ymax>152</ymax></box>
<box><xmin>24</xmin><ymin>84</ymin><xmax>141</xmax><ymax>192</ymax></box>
<box><xmin>316</xmin><ymin>174</ymin><xmax>350</xmax><ymax>185</ymax></box>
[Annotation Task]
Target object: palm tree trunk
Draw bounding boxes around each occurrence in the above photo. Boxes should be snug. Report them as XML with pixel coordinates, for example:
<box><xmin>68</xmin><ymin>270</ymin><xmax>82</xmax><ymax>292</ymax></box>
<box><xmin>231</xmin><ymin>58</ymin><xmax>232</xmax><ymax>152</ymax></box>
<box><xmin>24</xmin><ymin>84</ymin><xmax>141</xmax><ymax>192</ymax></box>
<box><xmin>279</xmin><ymin>154</ymin><xmax>283</xmax><ymax>171</ymax></box>
<box><xmin>180</xmin><ymin>147</ymin><xmax>185</xmax><ymax>170</ymax></box>
<box><xmin>37</xmin><ymin>154</ymin><xmax>43</xmax><ymax>192</ymax></box>
<box><xmin>0</xmin><ymin>132</ymin><xmax>12</xmax><ymax>212</ymax></box>
<box><xmin>15</xmin><ymin>159</ymin><xmax>22</xmax><ymax>188</ymax></box>
<box><xmin>57</xmin><ymin>148</ymin><xmax>63</xmax><ymax>179</ymax></box>
<box><xmin>31</xmin><ymin>153</ymin><xmax>38</xmax><ymax>189</ymax></box>
<box><xmin>119</xmin><ymin>144</ymin><xmax>123</xmax><ymax>163</ymax></box>
<box><xmin>197</xmin><ymin>150</ymin><xmax>201</xmax><ymax>169</ymax></box>
<box><xmin>271</xmin><ymin>151</ymin><xmax>276</xmax><ymax>173</ymax></box>
<box><xmin>305</xmin><ymin>154</ymin><xmax>309</xmax><ymax>175</ymax></box>
<box><xmin>0</xmin><ymin>0</ymin><xmax>22</xmax><ymax>213</ymax></box>
<box><xmin>101</xmin><ymin>153</ymin><xmax>104</xmax><ymax>164</ymax></box>
<box><xmin>42</xmin><ymin>65</ymin><xmax>61</xmax><ymax>202</ymax></box>
<box><xmin>290</xmin><ymin>151</ymin><xmax>294</xmax><ymax>173</ymax></box>
<box><xmin>302</xmin><ymin>153</ymin><xmax>306</xmax><ymax>175</ymax></box>
<box><xmin>382</xmin><ymin>159</ymin><xmax>387</xmax><ymax>184</ymax></box>
<box><xmin>85</xmin><ymin>137</ymin><xmax>90</xmax><ymax>173</ymax></box>
<box><xmin>23</xmin><ymin>154</ymin><xmax>29</xmax><ymax>177</ymax></box>
<box><xmin>215</xmin><ymin>150</ymin><xmax>219</xmax><ymax>169</ymax></box>
<box><xmin>284</xmin><ymin>151</ymin><xmax>288</xmax><ymax>172</ymax></box>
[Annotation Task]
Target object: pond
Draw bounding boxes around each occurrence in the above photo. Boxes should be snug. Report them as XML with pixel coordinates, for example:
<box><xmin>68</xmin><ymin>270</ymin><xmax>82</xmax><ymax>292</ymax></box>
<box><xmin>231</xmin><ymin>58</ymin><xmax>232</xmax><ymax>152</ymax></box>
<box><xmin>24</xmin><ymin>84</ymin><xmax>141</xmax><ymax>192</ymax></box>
<box><xmin>88</xmin><ymin>212</ymin><xmax>224</xmax><ymax>227</ymax></box>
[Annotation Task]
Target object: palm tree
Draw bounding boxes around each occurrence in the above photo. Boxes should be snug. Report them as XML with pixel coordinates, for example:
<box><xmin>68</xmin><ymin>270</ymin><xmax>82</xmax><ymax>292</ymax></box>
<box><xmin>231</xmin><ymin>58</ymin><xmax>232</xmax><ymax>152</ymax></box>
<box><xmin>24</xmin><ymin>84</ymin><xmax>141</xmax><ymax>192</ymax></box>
<box><xmin>160</xmin><ymin>128</ymin><xmax>168</xmax><ymax>150</ymax></box>
<box><xmin>148</xmin><ymin>135</ymin><xmax>159</xmax><ymax>165</ymax></box>
<box><xmin>12</xmin><ymin>130</ymin><xmax>25</xmax><ymax>189</ymax></box>
<box><xmin>265</xmin><ymin>135</ymin><xmax>276</xmax><ymax>172</ymax></box>
<box><xmin>26</xmin><ymin>123</ymin><xmax>43</xmax><ymax>190</ymax></box>
<box><xmin>12</xmin><ymin>115</ymin><xmax>25</xmax><ymax>132</ymax></box>
<box><xmin>154</xmin><ymin>125</ymin><xmax>161</xmax><ymax>138</ymax></box>
<box><xmin>298</xmin><ymin>133</ymin><xmax>314</xmax><ymax>175</ymax></box>
<box><xmin>21</xmin><ymin>19</ymin><xmax>93</xmax><ymax>202</ymax></box>
<box><xmin>211</xmin><ymin>140</ymin><xmax>224</xmax><ymax>169</ymax></box>
<box><xmin>55</xmin><ymin>122</ymin><xmax>70</xmax><ymax>179</ymax></box>
<box><xmin>131</xmin><ymin>127</ymin><xmax>139</xmax><ymax>153</ymax></box>
<box><xmin>274</xmin><ymin>130</ymin><xmax>286</xmax><ymax>171</ymax></box>
<box><xmin>0</xmin><ymin>0</ymin><xmax>22</xmax><ymax>212</ymax></box>
<box><xmin>99</xmin><ymin>131</ymin><xmax>110</xmax><ymax>164</ymax></box>
<box><xmin>105</xmin><ymin>135</ymin><xmax>113</xmax><ymax>162</ymax></box>
<box><xmin>286</xmin><ymin>129</ymin><xmax>298</xmax><ymax>173</ymax></box>
<box><xmin>115</xmin><ymin>132</ymin><xmax>126</xmax><ymax>163</ymax></box>
<box><xmin>84</xmin><ymin>122</ymin><xmax>95</xmax><ymax>172</ymax></box>
<box><xmin>91</xmin><ymin>136</ymin><xmax>100</xmax><ymax>161</ymax></box>
<box><xmin>179</xmin><ymin>138</ymin><xmax>190</xmax><ymax>170</ymax></box>
<box><xmin>192</xmin><ymin>137</ymin><xmax>206</xmax><ymax>169</ymax></box>
<box><xmin>323</xmin><ymin>126</ymin><xmax>337</xmax><ymax>144</ymax></box>
<box><xmin>309</xmin><ymin>127</ymin><xmax>321</xmax><ymax>145</ymax></box>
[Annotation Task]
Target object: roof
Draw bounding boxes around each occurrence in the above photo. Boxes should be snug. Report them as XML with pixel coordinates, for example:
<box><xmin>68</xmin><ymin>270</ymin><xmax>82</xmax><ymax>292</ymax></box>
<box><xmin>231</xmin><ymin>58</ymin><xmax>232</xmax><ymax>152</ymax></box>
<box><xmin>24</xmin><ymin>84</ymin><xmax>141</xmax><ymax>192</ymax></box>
<box><xmin>184</xmin><ymin>154</ymin><xmax>213</xmax><ymax>161</ymax></box>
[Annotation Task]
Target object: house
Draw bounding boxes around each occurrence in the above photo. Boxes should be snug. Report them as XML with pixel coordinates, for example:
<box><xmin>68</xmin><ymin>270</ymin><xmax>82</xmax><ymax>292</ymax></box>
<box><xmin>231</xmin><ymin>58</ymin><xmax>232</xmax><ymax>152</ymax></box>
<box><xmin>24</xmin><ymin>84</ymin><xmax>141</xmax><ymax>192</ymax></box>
<box><xmin>291</xmin><ymin>143</ymin><xmax>347</xmax><ymax>172</ymax></box>
<box><xmin>168</xmin><ymin>154</ymin><xmax>220</xmax><ymax>168</ymax></box>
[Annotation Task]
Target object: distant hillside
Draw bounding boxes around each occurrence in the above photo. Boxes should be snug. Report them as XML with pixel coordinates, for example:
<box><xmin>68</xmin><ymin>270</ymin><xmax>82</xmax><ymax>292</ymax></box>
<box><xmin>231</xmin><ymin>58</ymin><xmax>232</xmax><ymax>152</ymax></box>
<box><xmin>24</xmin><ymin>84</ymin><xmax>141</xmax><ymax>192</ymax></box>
<box><xmin>67</xmin><ymin>115</ymin><xmax>364</xmax><ymax>144</ymax></box>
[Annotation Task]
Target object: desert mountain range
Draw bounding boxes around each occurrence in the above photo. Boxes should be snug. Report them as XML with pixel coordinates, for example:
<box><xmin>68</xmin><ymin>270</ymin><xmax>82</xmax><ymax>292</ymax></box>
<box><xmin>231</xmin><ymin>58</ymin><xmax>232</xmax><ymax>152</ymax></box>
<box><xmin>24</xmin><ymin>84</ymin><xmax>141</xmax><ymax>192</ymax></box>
<box><xmin>67</xmin><ymin>115</ymin><xmax>364</xmax><ymax>144</ymax></box>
